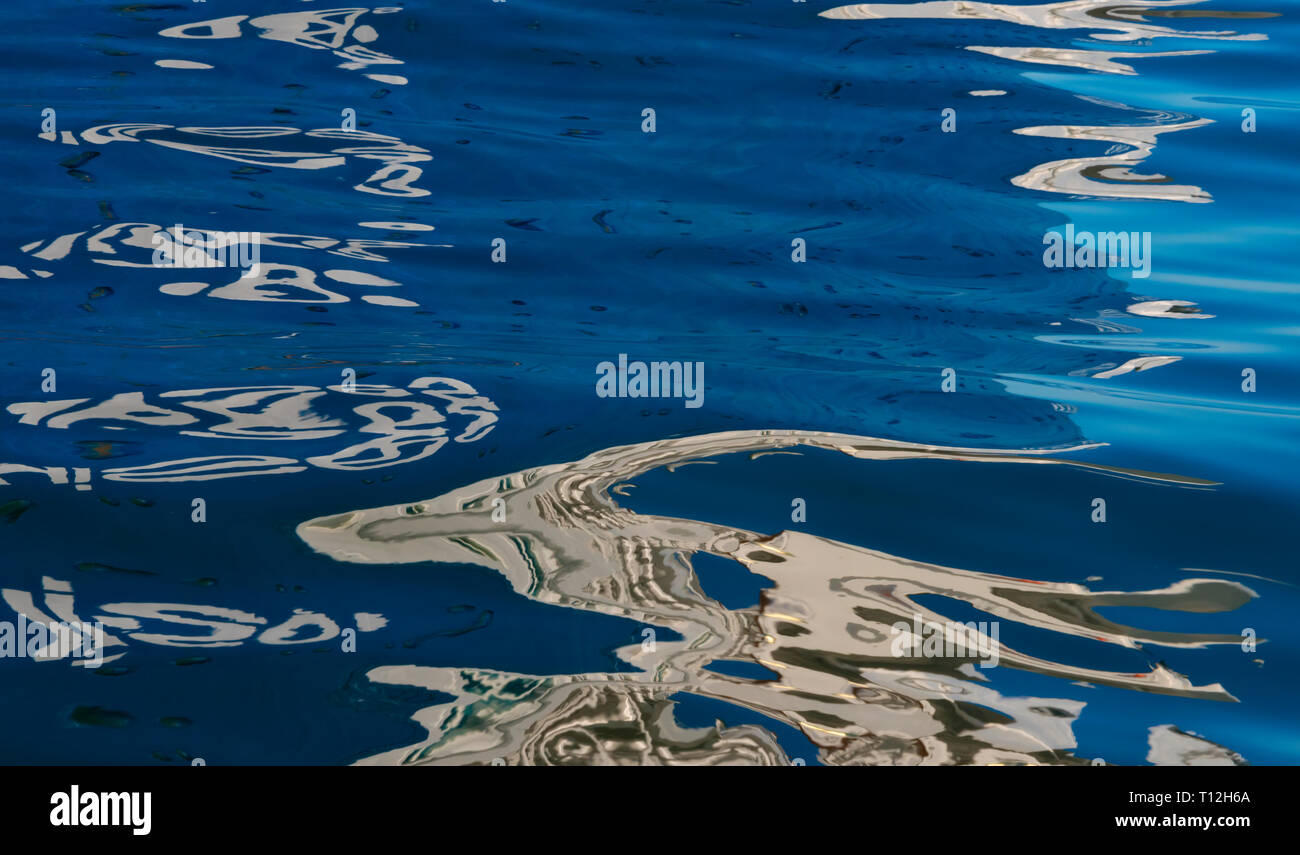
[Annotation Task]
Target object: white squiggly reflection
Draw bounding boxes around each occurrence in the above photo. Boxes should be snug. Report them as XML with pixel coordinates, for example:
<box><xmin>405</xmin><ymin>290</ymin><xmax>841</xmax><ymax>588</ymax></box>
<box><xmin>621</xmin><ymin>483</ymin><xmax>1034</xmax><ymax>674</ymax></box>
<box><xmin>0</xmin><ymin>378</ymin><xmax>498</xmax><ymax>485</ymax></box>
<box><xmin>7</xmin><ymin>221</ymin><xmax>442</xmax><ymax>307</ymax></box>
<box><xmin>819</xmin><ymin>0</ymin><xmax>1275</xmax><ymax>202</ymax></box>
<box><xmin>820</xmin><ymin>0</ymin><xmax>1269</xmax><ymax>44</ymax></box>
<box><xmin>296</xmin><ymin>430</ymin><xmax>1251</xmax><ymax>765</ymax></box>
<box><xmin>39</xmin><ymin>124</ymin><xmax>430</xmax><ymax>198</ymax></box>
<box><xmin>159</xmin><ymin>7</ymin><xmax>408</xmax><ymax>85</ymax></box>
<box><xmin>966</xmin><ymin>45</ymin><xmax>1213</xmax><ymax>76</ymax></box>
<box><xmin>1012</xmin><ymin>116</ymin><xmax>1215</xmax><ymax>202</ymax></box>
<box><xmin>0</xmin><ymin>575</ymin><xmax>386</xmax><ymax>668</ymax></box>
<box><xmin>1091</xmin><ymin>355</ymin><xmax>1182</xmax><ymax>378</ymax></box>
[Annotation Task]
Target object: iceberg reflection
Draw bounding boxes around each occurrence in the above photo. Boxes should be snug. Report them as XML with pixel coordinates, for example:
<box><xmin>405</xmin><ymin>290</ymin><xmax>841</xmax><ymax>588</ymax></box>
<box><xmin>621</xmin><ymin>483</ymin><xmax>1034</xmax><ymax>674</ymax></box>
<box><xmin>297</xmin><ymin>430</ymin><xmax>1253</xmax><ymax>765</ymax></box>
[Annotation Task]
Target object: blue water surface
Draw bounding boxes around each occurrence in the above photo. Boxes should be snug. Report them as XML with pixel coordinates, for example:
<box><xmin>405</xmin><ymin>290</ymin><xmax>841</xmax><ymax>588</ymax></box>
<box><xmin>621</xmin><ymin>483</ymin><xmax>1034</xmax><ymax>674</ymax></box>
<box><xmin>0</xmin><ymin>0</ymin><xmax>1296</xmax><ymax>765</ymax></box>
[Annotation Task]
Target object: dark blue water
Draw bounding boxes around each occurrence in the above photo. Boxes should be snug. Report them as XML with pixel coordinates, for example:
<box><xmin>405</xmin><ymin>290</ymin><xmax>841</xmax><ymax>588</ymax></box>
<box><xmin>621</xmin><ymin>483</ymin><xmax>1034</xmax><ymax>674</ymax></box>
<box><xmin>1</xmin><ymin>0</ymin><xmax>1295</xmax><ymax>765</ymax></box>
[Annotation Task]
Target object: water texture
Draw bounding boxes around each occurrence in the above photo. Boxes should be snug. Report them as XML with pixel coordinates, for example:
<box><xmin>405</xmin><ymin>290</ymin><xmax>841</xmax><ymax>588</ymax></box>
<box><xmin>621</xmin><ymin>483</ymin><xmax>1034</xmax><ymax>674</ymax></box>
<box><xmin>0</xmin><ymin>0</ymin><xmax>1295</xmax><ymax>765</ymax></box>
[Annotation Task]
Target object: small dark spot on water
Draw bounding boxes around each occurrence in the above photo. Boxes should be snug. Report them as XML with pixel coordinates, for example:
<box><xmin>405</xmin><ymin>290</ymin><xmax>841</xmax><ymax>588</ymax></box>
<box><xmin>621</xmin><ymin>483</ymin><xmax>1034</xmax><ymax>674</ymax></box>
<box><xmin>1</xmin><ymin>499</ymin><xmax>33</xmax><ymax>523</ymax></box>
<box><xmin>70</xmin><ymin>705</ymin><xmax>133</xmax><ymax>728</ymax></box>
<box><xmin>160</xmin><ymin>716</ymin><xmax>191</xmax><ymax>728</ymax></box>
<box><xmin>60</xmin><ymin>151</ymin><xmax>98</xmax><ymax>170</ymax></box>
<box><xmin>112</xmin><ymin>4</ymin><xmax>185</xmax><ymax>16</ymax></box>
<box><xmin>77</xmin><ymin>561</ymin><xmax>156</xmax><ymax>577</ymax></box>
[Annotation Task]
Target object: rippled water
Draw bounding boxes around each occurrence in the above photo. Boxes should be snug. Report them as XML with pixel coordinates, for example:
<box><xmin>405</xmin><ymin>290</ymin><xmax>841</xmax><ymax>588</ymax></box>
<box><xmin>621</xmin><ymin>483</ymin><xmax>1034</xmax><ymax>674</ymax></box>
<box><xmin>1</xmin><ymin>0</ymin><xmax>1296</xmax><ymax>765</ymax></box>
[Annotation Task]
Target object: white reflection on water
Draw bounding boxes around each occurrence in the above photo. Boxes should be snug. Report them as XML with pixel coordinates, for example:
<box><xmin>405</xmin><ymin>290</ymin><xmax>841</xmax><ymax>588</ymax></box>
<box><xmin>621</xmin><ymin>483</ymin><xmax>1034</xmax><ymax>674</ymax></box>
<box><xmin>819</xmin><ymin>0</ymin><xmax>1275</xmax><ymax>202</ymax></box>
<box><xmin>296</xmin><ymin>430</ymin><xmax>1253</xmax><ymax>765</ymax></box>
<box><xmin>1012</xmin><ymin>115</ymin><xmax>1215</xmax><ymax>203</ymax></box>
<box><xmin>38</xmin><ymin>124</ymin><xmax>431</xmax><ymax>198</ymax></box>
<box><xmin>819</xmin><ymin>0</ymin><xmax>1269</xmax><ymax>43</ymax></box>
<box><xmin>5</xmin><ymin>220</ymin><xmax>444</xmax><ymax>306</ymax></box>
<box><xmin>158</xmin><ymin>7</ymin><xmax>408</xmax><ymax>86</ymax></box>
<box><xmin>1147</xmin><ymin>724</ymin><xmax>1246</xmax><ymax>765</ymax></box>
<box><xmin>0</xmin><ymin>378</ymin><xmax>498</xmax><ymax>485</ymax></box>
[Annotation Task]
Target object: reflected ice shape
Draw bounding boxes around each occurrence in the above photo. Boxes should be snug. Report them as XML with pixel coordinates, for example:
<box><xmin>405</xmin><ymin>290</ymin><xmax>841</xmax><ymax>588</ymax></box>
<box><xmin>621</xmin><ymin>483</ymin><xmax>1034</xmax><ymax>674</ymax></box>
<box><xmin>1146</xmin><ymin>724</ymin><xmax>1247</xmax><ymax>765</ymax></box>
<box><xmin>819</xmin><ymin>0</ymin><xmax>1270</xmax><ymax>44</ymax></box>
<box><xmin>966</xmin><ymin>45</ymin><xmax>1212</xmax><ymax>75</ymax></box>
<box><xmin>1011</xmin><ymin>117</ymin><xmax>1215</xmax><ymax>202</ymax></box>
<box><xmin>820</xmin><ymin>0</ymin><xmax>1273</xmax><ymax>202</ymax></box>
<box><xmin>38</xmin><ymin>124</ymin><xmax>430</xmax><ymax>197</ymax></box>
<box><xmin>6</xmin><ymin>221</ymin><xmax>441</xmax><ymax>307</ymax></box>
<box><xmin>296</xmin><ymin>430</ymin><xmax>1251</xmax><ymax>765</ymax></box>
<box><xmin>0</xmin><ymin>575</ymin><xmax>383</xmax><ymax>667</ymax></box>
<box><xmin>1128</xmin><ymin>299</ymin><xmax>1215</xmax><ymax>318</ymax></box>
<box><xmin>363</xmin><ymin>676</ymin><xmax>794</xmax><ymax>766</ymax></box>
<box><xmin>0</xmin><ymin>378</ymin><xmax>497</xmax><ymax>486</ymax></box>
<box><xmin>159</xmin><ymin>7</ymin><xmax>408</xmax><ymax>85</ymax></box>
<box><xmin>155</xmin><ymin>60</ymin><xmax>214</xmax><ymax>70</ymax></box>
<box><xmin>1092</xmin><ymin>354</ymin><xmax>1181</xmax><ymax>378</ymax></box>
